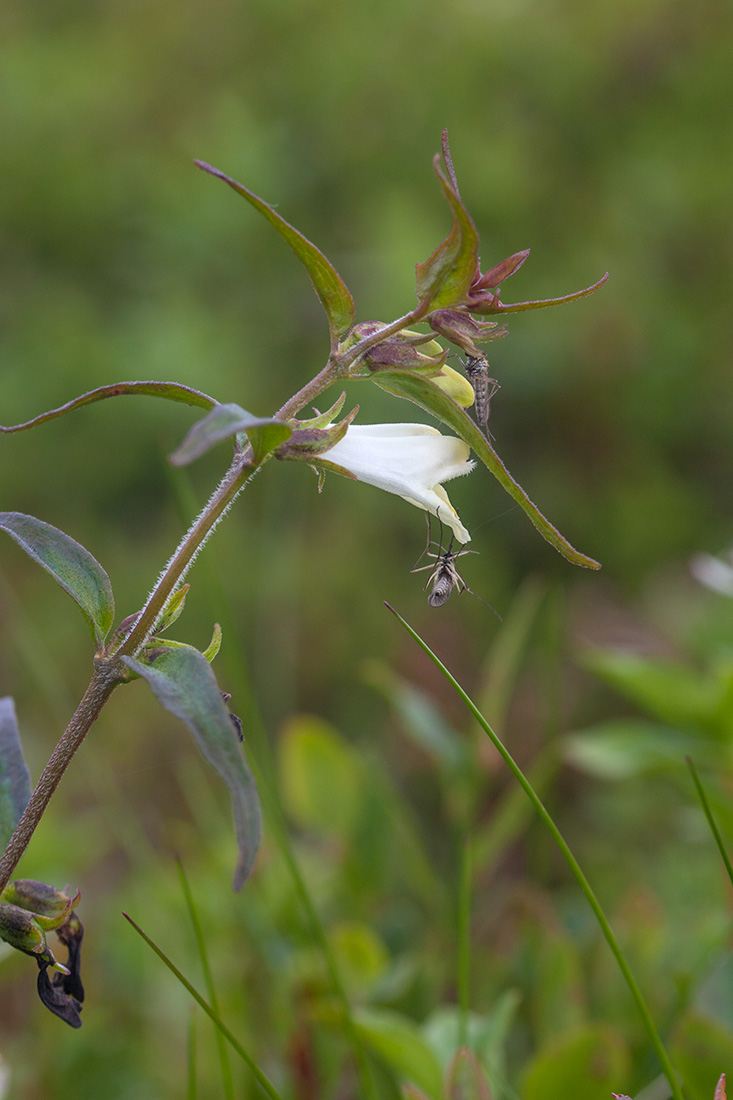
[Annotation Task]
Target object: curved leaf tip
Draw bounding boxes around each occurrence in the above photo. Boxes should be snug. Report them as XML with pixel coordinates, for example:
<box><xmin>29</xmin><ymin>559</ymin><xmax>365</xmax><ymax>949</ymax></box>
<box><xmin>0</xmin><ymin>513</ymin><xmax>115</xmax><ymax>645</ymax></box>
<box><xmin>170</xmin><ymin>403</ymin><xmax>292</xmax><ymax>467</ymax></box>
<box><xmin>122</xmin><ymin>648</ymin><xmax>261</xmax><ymax>888</ymax></box>
<box><xmin>195</xmin><ymin>159</ymin><xmax>355</xmax><ymax>343</ymax></box>
<box><xmin>1</xmin><ymin>381</ymin><xmax>216</xmax><ymax>435</ymax></box>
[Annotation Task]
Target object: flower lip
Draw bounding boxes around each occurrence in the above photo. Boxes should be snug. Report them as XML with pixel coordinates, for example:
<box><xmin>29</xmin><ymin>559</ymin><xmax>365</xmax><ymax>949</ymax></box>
<box><xmin>318</xmin><ymin>422</ymin><xmax>474</xmax><ymax>543</ymax></box>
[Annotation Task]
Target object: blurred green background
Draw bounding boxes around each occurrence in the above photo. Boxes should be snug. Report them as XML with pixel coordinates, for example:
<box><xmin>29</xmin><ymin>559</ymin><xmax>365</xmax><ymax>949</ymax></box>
<box><xmin>1</xmin><ymin>0</ymin><xmax>733</xmax><ymax>1096</ymax></box>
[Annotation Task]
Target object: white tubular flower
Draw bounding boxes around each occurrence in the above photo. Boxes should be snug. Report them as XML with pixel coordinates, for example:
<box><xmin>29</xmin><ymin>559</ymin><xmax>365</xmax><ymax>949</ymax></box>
<box><xmin>320</xmin><ymin>423</ymin><xmax>475</xmax><ymax>543</ymax></box>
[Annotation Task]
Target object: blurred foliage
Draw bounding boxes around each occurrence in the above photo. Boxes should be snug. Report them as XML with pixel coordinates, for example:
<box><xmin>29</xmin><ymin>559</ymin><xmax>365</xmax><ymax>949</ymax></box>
<box><xmin>1</xmin><ymin>0</ymin><xmax>733</xmax><ymax>1095</ymax></box>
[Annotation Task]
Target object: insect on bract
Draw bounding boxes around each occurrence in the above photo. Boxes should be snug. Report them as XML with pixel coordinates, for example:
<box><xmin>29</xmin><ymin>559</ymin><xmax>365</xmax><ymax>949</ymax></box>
<box><xmin>463</xmin><ymin>354</ymin><xmax>500</xmax><ymax>431</ymax></box>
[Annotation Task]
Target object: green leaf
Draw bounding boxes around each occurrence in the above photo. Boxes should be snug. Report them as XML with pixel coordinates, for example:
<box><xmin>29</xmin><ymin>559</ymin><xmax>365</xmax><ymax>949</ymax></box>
<box><xmin>353</xmin><ymin>1007</ymin><xmax>444</xmax><ymax>1100</ymax></box>
<box><xmin>582</xmin><ymin>650</ymin><xmax>721</xmax><ymax>730</ymax></box>
<box><xmin>169</xmin><ymin>403</ymin><xmax>292</xmax><ymax>466</ymax></box>
<box><xmin>373</xmin><ymin>368</ymin><xmax>600</xmax><ymax>569</ymax></box>
<box><xmin>196</xmin><ymin>161</ymin><xmax>356</xmax><ymax>344</ymax></box>
<box><xmin>415</xmin><ymin>153</ymin><xmax>478</xmax><ymax>311</ymax></box>
<box><xmin>522</xmin><ymin>1025</ymin><xmax>631</xmax><ymax>1100</ymax></box>
<box><xmin>0</xmin><ymin>512</ymin><xmax>115</xmax><ymax>646</ymax></box>
<box><xmin>670</xmin><ymin>1014</ymin><xmax>733</xmax><ymax>1100</ymax></box>
<box><xmin>0</xmin><ymin>380</ymin><xmax>216</xmax><ymax>433</ymax></box>
<box><xmin>363</xmin><ymin>660</ymin><xmax>467</xmax><ymax>772</ymax></box>
<box><xmin>422</xmin><ymin>996</ymin><xmax>521</xmax><ymax>1080</ymax></box>
<box><xmin>565</xmin><ymin>721</ymin><xmax>703</xmax><ymax>779</ymax></box>
<box><xmin>0</xmin><ymin>697</ymin><xmax>32</xmax><ymax>849</ymax></box>
<box><xmin>122</xmin><ymin>648</ymin><xmax>260</xmax><ymax>889</ymax></box>
<box><xmin>279</xmin><ymin>715</ymin><xmax>364</xmax><ymax>835</ymax></box>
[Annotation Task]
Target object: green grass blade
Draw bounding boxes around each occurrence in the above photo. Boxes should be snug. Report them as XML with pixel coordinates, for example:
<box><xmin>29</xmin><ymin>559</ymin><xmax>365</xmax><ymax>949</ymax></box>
<box><xmin>686</xmin><ymin>757</ymin><xmax>733</xmax><ymax>889</ymax></box>
<box><xmin>474</xmin><ymin>576</ymin><xmax>548</xmax><ymax>735</ymax></box>
<box><xmin>457</xmin><ymin>830</ymin><xmax>472</xmax><ymax>1051</ymax></box>
<box><xmin>385</xmin><ymin>603</ymin><xmax>686</xmax><ymax>1100</ymax></box>
<box><xmin>187</xmin><ymin>1008</ymin><xmax>198</xmax><ymax>1100</ymax></box>
<box><xmin>177</xmin><ymin>861</ymin><xmax>235</xmax><ymax>1100</ymax></box>
<box><xmin>123</xmin><ymin>912</ymin><xmax>284</xmax><ymax>1100</ymax></box>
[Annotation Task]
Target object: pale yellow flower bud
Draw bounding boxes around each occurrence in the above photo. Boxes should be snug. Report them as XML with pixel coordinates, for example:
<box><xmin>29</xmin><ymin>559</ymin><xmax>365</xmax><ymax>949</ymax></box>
<box><xmin>432</xmin><ymin>365</ymin><xmax>476</xmax><ymax>408</ymax></box>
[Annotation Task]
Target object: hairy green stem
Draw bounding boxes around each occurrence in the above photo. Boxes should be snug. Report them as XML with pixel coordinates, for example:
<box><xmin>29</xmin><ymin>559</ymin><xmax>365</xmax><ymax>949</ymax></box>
<box><xmin>121</xmin><ymin>308</ymin><xmax>427</xmax><ymax>659</ymax></box>
<box><xmin>116</xmin><ymin>453</ymin><xmax>255</xmax><ymax>657</ymax></box>
<box><xmin>0</xmin><ymin>304</ymin><xmax>430</xmax><ymax>903</ymax></box>
<box><xmin>0</xmin><ymin>663</ymin><xmax>123</xmax><ymax>891</ymax></box>
<box><xmin>275</xmin><ymin>304</ymin><xmax>428</xmax><ymax>421</ymax></box>
<box><xmin>388</xmin><ymin>605</ymin><xmax>686</xmax><ymax>1100</ymax></box>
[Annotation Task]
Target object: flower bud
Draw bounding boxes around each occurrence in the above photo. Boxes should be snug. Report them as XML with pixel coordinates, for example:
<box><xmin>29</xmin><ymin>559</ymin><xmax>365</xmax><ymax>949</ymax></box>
<box><xmin>277</xmin><ymin>405</ymin><xmax>359</xmax><ymax>460</ymax></box>
<box><xmin>1</xmin><ymin>879</ymin><xmax>80</xmax><ymax>930</ymax></box>
<box><xmin>343</xmin><ymin>322</ymin><xmax>447</xmax><ymax>375</ymax></box>
<box><xmin>0</xmin><ymin>883</ymin><xmax>85</xmax><ymax>1027</ymax></box>
<box><xmin>0</xmin><ymin>901</ymin><xmax>48</xmax><ymax>958</ymax></box>
<box><xmin>432</xmin><ymin>365</ymin><xmax>476</xmax><ymax>408</ymax></box>
<box><xmin>339</xmin><ymin>320</ymin><xmax>386</xmax><ymax>351</ymax></box>
<box><xmin>428</xmin><ymin>309</ymin><xmax>507</xmax><ymax>357</ymax></box>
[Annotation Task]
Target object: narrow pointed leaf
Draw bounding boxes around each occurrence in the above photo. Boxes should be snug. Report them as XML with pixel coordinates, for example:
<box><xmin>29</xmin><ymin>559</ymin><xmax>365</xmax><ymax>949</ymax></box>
<box><xmin>415</xmin><ymin>156</ymin><xmax>479</xmax><ymax>311</ymax></box>
<box><xmin>196</xmin><ymin>161</ymin><xmax>355</xmax><ymax>344</ymax></box>
<box><xmin>155</xmin><ymin>584</ymin><xmax>190</xmax><ymax>634</ymax></box>
<box><xmin>169</xmin><ymin>403</ymin><xmax>291</xmax><ymax>466</ymax></box>
<box><xmin>475</xmin><ymin>272</ymin><xmax>609</xmax><ymax>315</ymax></box>
<box><xmin>122</xmin><ymin>648</ymin><xmax>260</xmax><ymax>889</ymax></box>
<box><xmin>0</xmin><ymin>697</ymin><xmax>32</xmax><ymax>850</ymax></box>
<box><xmin>1</xmin><ymin>381</ymin><xmax>216</xmax><ymax>434</ymax></box>
<box><xmin>373</xmin><ymin>370</ymin><xmax>600</xmax><ymax>569</ymax></box>
<box><xmin>0</xmin><ymin>513</ymin><xmax>115</xmax><ymax>644</ymax></box>
<box><xmin>686</xmin><ymin>758</ymin><xmax>733</xmax><ymax>891</ymax></box>
<box><xmin>122</xmin><ymin>913</ymin><xmax>285</xmax><ymax>1100</ymax></box>
<box><xmin>202</xmin><ymin>623</ymin><xmax>222</xmax><ymax>663</ymax></box>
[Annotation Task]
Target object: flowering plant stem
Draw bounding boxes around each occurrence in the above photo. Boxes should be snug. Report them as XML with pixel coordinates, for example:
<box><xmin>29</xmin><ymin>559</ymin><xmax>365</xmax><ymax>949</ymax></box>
<box><xmin>0</xmin><ymin>313</ymin><xmax>426</xmax><ymax>894</ymax></box>
<box><xmin>387</xmin><ymin>603</ymin><xmax>686</xmax><ymax>1100</ymax></box>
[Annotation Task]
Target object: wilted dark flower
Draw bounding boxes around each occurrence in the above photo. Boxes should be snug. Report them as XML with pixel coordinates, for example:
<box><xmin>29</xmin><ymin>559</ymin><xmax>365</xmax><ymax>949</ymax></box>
<box><xmin>0</xmin><ymin>880</ymin><xmax>84</xmax><ymax>1027</ymax></box>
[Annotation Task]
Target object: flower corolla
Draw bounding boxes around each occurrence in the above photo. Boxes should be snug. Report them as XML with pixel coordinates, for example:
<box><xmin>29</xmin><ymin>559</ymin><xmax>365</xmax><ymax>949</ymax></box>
<box><xmin>319</xmin><ymin>423</ymin><xmax>474</xmax><ymax>543</ymax></box>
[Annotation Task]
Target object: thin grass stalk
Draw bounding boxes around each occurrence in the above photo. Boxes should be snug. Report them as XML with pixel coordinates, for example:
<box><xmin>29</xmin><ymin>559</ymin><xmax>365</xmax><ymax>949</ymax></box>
<box><xmin>123</xmin><ymin>913</ymin><xmax>285</xmax><ymax>1100</ymax></box>
<box><xmin>187</xmin><ymin>1008</ymin><xmax>198</xmax><ymax>1100</ymax></box>
<box><xmin>177</xmin><ymin>861</ymin><xmax>235</xmax><ymax>1100</ymax></box>
<box><xmin>387</xmin><ymin>604</ymin><xmax>686</xmax><ymax>1100</ymax></box>
<box><xmin>457</xmin><ymin>830</ymin><xmax>472</xmax><ymax>1051</ymax></box>
<box><xmin>686</xmin><ymin>757</ymin><xmax>733</xmax><ymax>889</ymax></box>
